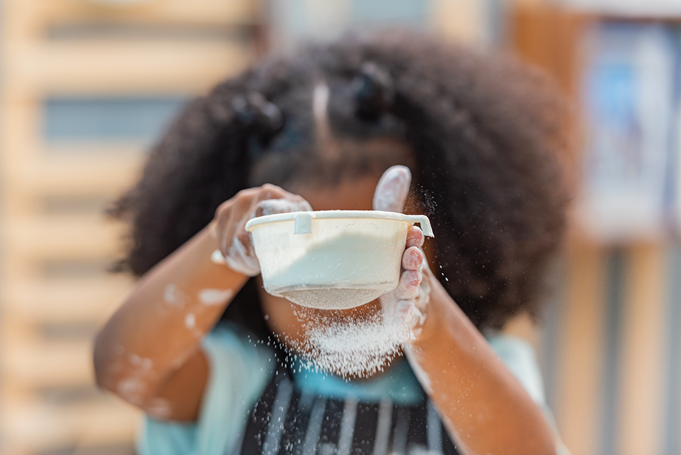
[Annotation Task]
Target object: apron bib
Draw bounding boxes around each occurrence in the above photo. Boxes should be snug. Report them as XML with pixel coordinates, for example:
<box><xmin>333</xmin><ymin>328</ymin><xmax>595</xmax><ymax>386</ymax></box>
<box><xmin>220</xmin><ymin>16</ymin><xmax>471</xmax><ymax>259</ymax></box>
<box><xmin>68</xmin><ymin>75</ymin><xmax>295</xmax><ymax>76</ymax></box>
<box><xmin>230</xmin><ymin>370</ymin><xmax>461</xmax><ymax>455</ymax></box>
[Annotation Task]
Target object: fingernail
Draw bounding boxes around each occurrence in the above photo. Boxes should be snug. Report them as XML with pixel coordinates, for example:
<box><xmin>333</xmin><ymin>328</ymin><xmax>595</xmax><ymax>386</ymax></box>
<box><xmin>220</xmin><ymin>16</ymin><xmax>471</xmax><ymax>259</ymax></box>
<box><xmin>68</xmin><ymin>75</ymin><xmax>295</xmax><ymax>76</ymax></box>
<box><xmin>399</xmin><ymin>270</ymin><xmax>421</xmax><ymax>297</ymax></box>
<box><xmin>402</xmin><ymin>247</ymin><xmax>423</xmax><ymax>270</ymax></box>
<box><xmin>406</xmin><ymin>227</ymin><xmax>425</xmax><ymax>248</ymax></box>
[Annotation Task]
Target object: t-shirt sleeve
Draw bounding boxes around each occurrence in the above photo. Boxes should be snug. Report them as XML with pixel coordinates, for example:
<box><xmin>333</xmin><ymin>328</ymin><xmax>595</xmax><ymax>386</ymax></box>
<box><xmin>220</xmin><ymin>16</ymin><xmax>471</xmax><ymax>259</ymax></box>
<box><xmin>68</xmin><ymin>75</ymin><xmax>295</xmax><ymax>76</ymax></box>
<box><xmin>487</xmin><ymin>333</ymin><xmax>572</xmax><ymax>455</ymax></box>
<box><xmin>486</xmin><ymin>334</ymin><xmax>546</xmax><ymax>404</ymax></box>
<box><xmin>136</xmin><ymin>323</ymin><xmax>275</xmax><ymax>455</ymax></box>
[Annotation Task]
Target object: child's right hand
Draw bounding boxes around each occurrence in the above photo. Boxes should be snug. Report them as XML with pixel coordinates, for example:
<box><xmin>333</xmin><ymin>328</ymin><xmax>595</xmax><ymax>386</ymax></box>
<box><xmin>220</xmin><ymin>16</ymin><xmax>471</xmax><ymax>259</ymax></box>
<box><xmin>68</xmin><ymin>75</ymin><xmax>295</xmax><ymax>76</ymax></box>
<box><xmin>372</xmin><ymin>166</ymin><xmax>432</xmax><ymax>338</ymax></box>
<box><xmin>211</xmin><ymin>184</ymin><xmax>312</xmax><ymax>276</ymax></box>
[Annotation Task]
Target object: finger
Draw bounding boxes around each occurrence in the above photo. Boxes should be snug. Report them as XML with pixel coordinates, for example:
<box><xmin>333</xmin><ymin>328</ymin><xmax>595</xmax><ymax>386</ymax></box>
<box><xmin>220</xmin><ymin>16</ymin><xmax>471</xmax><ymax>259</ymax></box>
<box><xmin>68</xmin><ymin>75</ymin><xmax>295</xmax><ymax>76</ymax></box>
<box><xmin>413</xmin><ymin>266</ymin><xmax>432</xmax><ymax>312</ymax></box>
<box><xmin>233</xmin><ymin>206</ymin><xmax>264</xmax><ymax>267</ymax></box>
<box><xmin>257</xmin><ymin>183</ymin><xmax>288</xmax><ymax>201</ymax></box>
<box><xmin>406</xmin><ymin>226</ymin><xmax>424</xmax><ymax>248</ymax></box>
<box><xmin>214</xmin><ymin>211</ymin><xmax>228</xmax><ymax>256</ymax></box>
<box><xmin>254</xmin><ymin>198</ymin><xmax>312</xmax><ymax>217</ymax></box>
<box><xmin>224</xmin><ymin>212</ymin><xmax>260</xmax><ymax>276</ymax></box>
<box><xmin>219</xmin><ymin>195</ymin><xmax>251</xmax><ymax>257</ymax></box>
<box><xmin>415</xmin><ymin>279</ymin><xmax>430</xmax><ymax>311</ymax></box>
<box><xmin>396</xmin><ymin>300</ymin><xmax>425</xmax><ymax>329</ymax></box>
<box><xmin>219</xmin><ymin>196</ymin><xmax>260</xmax><ymax>276</ymax></box>
<box><xmin>372</xmin><ymin>165</ymin><xmax>411</xmax><ymax>213</ymax></box>
<box><xmin>402</xmin><ymin>247</ymin><xmax>424</xmax><ymax>270</ymax></box>
<box><xmin>398</xmin><ymin>269</ymin><xmax>422</xmax><ymax>299</ymax></box>
<box><xmin>233</xmin><ymin>185</ymin><xmax>297</xmax><ymax>252</ymax></box>
<box><xmin>395</xmin><ymin>299</ymin><xmax>415</xmax><ymax>318</ymax></box>
<box><xmin>224</xmin><ymin>206</ymin><xmax>260</xmax><ymax>275</ymax></box>
<box><xmin>235</xmin><ymin>221</ymin><xmax>255</xmax><ymax>257</ymax></box>
<box><xmin>224</xmin><ymin>236</ymin><xmax>260</xmax><ymax>276</ymax></box>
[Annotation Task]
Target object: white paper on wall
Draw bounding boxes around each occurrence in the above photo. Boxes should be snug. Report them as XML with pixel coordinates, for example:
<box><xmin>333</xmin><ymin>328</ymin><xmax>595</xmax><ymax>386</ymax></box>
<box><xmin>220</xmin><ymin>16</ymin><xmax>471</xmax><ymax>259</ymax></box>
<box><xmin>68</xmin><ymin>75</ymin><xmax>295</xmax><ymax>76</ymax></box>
<box><xmin>577</xmin><ymin>23</ymin><xmax>676</xmax><ymax>242</ymax></box>
<box><xmin>557</xmin><ymin>0</ymin><xmax>681</xmax><ymax>17</ymax></box>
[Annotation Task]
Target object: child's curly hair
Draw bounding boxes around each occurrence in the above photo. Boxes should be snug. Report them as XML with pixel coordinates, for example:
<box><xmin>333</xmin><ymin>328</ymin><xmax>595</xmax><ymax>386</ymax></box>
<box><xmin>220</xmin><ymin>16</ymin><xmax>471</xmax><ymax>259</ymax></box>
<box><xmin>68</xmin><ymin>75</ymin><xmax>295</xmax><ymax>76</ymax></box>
<box><xmin>111</xmin><ymin>30</ymin><xmax>570</xmax><ymax>331</ymax></box>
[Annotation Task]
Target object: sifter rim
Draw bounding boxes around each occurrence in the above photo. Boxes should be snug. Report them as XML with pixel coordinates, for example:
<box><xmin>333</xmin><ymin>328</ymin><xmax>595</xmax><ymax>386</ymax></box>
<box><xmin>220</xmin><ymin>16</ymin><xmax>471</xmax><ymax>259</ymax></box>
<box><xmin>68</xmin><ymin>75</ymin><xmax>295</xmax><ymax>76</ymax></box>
<box><xmin>245</xmin><ymin>210</ymin><xmax>433</xmax><ymax>237</ymax></box>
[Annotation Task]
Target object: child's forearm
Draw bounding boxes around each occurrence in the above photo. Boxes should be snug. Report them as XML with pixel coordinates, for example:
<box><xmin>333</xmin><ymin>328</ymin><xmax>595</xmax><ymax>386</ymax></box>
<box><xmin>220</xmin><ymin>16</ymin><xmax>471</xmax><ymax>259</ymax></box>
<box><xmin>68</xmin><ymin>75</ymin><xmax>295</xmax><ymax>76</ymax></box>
<box><xmin>407</xmin><ymin>277</ymin><xmax>556</xmax><ymax>455</ymax></box>
<box><xmin>93</xmin><ymin>221</ymin><xmax>248</xmax><ymax>413</ymax></box>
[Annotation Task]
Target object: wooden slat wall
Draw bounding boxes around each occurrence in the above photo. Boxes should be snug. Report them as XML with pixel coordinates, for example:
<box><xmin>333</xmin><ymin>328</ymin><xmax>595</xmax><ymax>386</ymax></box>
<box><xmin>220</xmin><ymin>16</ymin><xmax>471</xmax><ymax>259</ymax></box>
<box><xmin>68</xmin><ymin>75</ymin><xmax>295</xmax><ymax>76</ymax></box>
<box><xmin>511</xmin><ymin>4</ymin><xmax>681</xmax><ymax>455</ymax></box>
<box><xmin>0</xmin><ymin>1</ymin><xmax>259</xmax><ymax>454</ymax></box>
<box><xmin>430</xmin><ymin>0</ymin><xmax>488</xmax><ymax>44</ymax></box>
<box><xmin>555</xmin><ymin>243</ymin><xmax>609</xmax><ymax>455</ymax></box>
<box><xmin>619</xmin><ymin>243</ymin><xmax>667</xmax><ymax>455</ymax></box>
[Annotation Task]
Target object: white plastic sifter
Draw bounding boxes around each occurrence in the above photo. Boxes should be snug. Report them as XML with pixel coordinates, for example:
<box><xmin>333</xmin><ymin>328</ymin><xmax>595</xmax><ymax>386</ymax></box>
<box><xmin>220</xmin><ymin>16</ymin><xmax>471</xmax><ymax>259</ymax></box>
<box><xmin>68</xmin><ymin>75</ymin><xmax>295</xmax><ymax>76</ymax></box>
<box><xmin>244</xmin><ymin>210</ymin><xmax>433</xmax><ymax>310</ymax></box>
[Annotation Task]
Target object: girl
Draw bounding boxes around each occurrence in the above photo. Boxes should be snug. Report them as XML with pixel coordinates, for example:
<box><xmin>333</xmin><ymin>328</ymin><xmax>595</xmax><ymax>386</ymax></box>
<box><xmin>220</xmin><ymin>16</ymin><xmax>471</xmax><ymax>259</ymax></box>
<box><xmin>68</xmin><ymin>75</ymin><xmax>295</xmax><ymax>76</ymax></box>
<box><xmin>94</xmin><ymin>30</ymin><xmax>569</xmax><ymax>455</ymax></box>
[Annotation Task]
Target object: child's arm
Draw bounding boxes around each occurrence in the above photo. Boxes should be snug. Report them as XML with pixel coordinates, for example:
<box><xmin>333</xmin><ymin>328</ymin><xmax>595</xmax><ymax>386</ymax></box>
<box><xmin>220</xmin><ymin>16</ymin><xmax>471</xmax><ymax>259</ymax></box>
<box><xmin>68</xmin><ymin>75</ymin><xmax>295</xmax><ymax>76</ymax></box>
<box><xmin>375</xmin><ymin>167</ymin><xmax>556</xmax><ymax>455</ymax></box>
<box><xmin>386</xmin><ymin>232</ymin><xmax>556</xmax><ymax>455</ymax></box>
<box><xmin>408</xmin><ymin>271</ymin><xmax>557</xmax><ymax>455</ymax></box>
<box><xmin>93</xmin><ymin>184</ymin><xmax>311</xmax><ymax>421</ymax></box>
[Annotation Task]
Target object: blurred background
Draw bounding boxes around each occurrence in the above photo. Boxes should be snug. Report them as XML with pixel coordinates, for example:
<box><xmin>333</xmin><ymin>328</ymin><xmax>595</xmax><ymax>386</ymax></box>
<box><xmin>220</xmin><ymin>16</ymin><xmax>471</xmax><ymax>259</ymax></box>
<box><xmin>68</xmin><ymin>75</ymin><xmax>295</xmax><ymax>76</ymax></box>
<box><xmin>0</xmin><ymin>0</ymin><xmax>679</xmax><ymax>454</ymax></box>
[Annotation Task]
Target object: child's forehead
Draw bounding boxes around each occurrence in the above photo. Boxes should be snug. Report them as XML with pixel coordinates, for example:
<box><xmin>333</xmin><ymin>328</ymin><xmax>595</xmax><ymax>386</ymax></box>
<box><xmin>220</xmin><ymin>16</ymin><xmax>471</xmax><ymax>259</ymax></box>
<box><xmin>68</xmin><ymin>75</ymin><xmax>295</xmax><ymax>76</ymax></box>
<box><xmin>249</xmin><ymin>136</ymin><xmax>414</xmax><ymax>190</ymax></box>
<box><xmin>289</xmin><ymin>175</ymin><xmax>378</xmax><ymax>212</ymax></box>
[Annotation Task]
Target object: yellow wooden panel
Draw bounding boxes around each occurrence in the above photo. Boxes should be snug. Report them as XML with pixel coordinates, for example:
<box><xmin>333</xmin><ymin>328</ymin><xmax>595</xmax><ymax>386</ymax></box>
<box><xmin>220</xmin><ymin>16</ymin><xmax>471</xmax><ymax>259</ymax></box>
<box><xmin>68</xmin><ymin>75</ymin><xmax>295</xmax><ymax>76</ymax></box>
<box><xmin>3</xmin><ymin>214</ymin><xmax>126</xmax><ymax>261</ymax></box>
<box><xmin>0</xmin><ymin>2</ymin><xmax>254</xmax><ymax>455</ymax></box>
<box><xmin>2</xmin><ymin>339</ymin><xmax>95</xmax><ymax>388</ymax></box>
<box><xmin>2</xmin><ymin>148</ymin><xmax>142</xmax><ymax>220</ymax></box>
<box><xmin>18</xmin><ymin>0</ymin><xmax>257</xmax><ymax>30</ymax></box>
<box><xmin>8</xmin><ymin>151</ymin><xmax>144</xmax><ymax>202</ymax></box>
<box><xmin>0</xmin><ymin>97</ymin><xmax>41</xmax><ymax>161</ymax></box>
<box><xmin>429</xmin><ymin>0</ymin><xmax>485</xmax><ymax>44</ymax></box>
<box><xmin>72</xmin><ymin>406</ymin><xmax>138</xmax><ymax>454</ymax></box>
<box><xmin>502</xmin><ymin>312</ymin><xmax>540</xmax><ymax>348</ymax></box>
<box><xmin>3</xmin><ymin>276</ymin><xmax>134</xmax><ymax>324</ymax></box>
<box><xmin>555</xmin><ymin>242</ymin><xmax>607</xmax><ymax>455</ymax></box>
<box><xmin>513</xmin><ymin>0</ymin><xmax>550</xmax><ymax>5</ymax></box>
<box><xmin>1</xmin><ymin>0</ymin><xmax>257</xmax><ymax>45</ymax></box>
<box><xmin>619</xmin><ymin>243</ymin><xmax>666</xmax><ymax>455</ymax></box>
<box><xmin>6</xmin><ymin>40</ymin><xmax>252</xmax><ymax>95</ymax></box>
<box><xmin>3</xmin><ymin>397</ymin><xmax>139</xmax><ymax>453</ymax></box>
<box><xmin>0</xmin><ymin>1</ymin><xmax>45</xmax><ymax>42</ymax></box>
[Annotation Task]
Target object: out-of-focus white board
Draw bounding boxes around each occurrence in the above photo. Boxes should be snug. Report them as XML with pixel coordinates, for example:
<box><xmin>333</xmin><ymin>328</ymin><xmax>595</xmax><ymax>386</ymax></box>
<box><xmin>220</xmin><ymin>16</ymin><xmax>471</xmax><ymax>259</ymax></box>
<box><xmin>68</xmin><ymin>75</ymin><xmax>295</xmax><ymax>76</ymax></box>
<box><xmin>577</xmin><ymin>23</ymin><xmax>676</xmax><ymax>241</ymax></box>
<box><xmin>557</xmin><ymin>0</ymin><xmax>681</xmax><ymax>17</ymax></box>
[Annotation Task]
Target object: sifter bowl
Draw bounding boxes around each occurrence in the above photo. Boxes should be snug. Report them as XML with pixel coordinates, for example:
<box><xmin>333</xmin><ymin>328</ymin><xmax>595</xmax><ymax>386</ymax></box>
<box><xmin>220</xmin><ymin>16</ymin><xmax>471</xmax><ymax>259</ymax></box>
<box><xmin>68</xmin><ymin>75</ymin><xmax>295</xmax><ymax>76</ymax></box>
<box><xmin>244</xmin><ymin>210</ymin><xmax>433</xmax><ymax>310</ymax></box>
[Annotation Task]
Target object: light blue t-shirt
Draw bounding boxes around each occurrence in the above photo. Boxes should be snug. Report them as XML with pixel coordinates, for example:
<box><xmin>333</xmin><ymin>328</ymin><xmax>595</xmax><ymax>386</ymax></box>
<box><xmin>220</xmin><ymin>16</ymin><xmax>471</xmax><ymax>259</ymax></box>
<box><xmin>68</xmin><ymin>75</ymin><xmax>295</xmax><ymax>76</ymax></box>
<box><xmin>137</xmin><ymin>323</ymin><xmax>568</xmax><ymax>455</ymax></box>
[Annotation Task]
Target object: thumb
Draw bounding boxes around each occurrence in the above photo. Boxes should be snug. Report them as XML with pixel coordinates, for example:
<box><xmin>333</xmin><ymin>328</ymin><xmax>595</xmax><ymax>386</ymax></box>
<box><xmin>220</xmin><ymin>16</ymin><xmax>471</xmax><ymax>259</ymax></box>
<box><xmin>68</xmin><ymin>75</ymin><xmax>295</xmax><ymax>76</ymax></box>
<box><xmin>373</xmin><ymin>165</ymin><xmax>412</xmax><ymax>212</ymax></box>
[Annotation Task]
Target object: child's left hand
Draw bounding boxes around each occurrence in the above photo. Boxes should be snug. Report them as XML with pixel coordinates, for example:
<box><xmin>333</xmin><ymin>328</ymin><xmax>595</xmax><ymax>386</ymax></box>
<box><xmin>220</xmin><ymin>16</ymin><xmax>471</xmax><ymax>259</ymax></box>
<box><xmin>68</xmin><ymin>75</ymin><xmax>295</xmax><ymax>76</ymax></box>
<box><xmin>373</xmin><ymin>165</ymin><xmax>431</xmax><ymax>338</ymax></box>
<box><xmin>375</xmin><ymin>167</ymin><xmax>559</xmax><ymax>455</ymax></box>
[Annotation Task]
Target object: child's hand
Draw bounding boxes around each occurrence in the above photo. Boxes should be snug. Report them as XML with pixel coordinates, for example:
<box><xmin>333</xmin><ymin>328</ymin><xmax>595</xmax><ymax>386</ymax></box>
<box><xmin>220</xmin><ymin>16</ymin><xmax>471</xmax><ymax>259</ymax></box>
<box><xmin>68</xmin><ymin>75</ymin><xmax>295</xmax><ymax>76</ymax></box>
<box><xmin>211</xmin><ymin>184</ymin><xmax>312</xmax><ymax>276</ymax></box>
<box><xmin>380</xmin><ymin>226</ymin><xmax>431</xmax><ymax>337</ymax></box>
<box><xmin>374</xmin><ymin>165</ymin><xmax>431</xmax><ymax>338</ymax></box>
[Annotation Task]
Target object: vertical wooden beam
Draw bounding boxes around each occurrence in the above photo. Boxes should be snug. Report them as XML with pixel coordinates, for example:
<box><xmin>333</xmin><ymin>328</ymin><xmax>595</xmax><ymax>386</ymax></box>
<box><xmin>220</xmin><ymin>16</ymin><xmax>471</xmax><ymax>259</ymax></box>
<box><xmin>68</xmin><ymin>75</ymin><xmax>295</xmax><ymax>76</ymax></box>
<box><xmin>618</xmin><ymin>243</ymin><xmax>666</xmax><ymax>455</ymax></box>
<box><xmin>554</xmin><ymin>242</ymin><xmax>608</xmax><ymax>455</ymax></box>
<box><xmin>430</xmin><ymin>0</ymin><xmax>486</xmax><ymax>44</ymax></box>
<box><xmin>0</xmin><ymin>0</ymin><xmax>263</xmax><ymax>453</ymax></box>
<box><xmin>509</xmin><ymin>3</ymin><xmax>586</xmax><ymax>203</ymax></box>
<box><xmin>665</xmin><ymin>244</ymin><xmax>681</xmax><ymax>455</ymax></box>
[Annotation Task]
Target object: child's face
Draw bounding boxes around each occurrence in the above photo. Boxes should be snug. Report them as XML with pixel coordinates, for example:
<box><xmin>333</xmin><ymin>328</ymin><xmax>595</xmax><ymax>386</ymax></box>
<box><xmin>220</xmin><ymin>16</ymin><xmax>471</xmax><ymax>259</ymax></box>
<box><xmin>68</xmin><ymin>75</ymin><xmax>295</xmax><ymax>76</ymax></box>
<box><xmin>258</xmin><ymin>174</ymin><xmax>398</xmax><ymax>375</ymax></box>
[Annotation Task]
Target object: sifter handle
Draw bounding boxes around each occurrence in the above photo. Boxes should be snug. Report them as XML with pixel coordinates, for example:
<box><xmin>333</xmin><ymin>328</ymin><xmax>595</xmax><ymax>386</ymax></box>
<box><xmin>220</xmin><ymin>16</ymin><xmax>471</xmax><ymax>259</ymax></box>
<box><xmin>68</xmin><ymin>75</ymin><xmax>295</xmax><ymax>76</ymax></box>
<box><xmin>402</xmin><ymin>215</ymin><xmax>434</xmax><ymax>237</ymax></box>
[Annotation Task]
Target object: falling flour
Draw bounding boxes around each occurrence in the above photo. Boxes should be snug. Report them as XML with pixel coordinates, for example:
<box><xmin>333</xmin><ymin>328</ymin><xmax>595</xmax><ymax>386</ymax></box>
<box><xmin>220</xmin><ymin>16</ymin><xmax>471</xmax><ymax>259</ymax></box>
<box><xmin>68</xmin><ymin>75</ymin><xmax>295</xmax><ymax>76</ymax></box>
<box><xmin>286</xmin><ymin>304</ymin><xmax>414</xmax><ymax>378</ymax></box>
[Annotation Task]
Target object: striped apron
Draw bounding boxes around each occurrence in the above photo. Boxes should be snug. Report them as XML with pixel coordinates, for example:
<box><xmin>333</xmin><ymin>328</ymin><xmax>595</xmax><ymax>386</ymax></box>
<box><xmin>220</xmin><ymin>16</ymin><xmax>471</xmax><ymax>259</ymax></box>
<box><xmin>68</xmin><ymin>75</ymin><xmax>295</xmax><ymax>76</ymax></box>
<box><xmin>230</xmin><ymin>369</ymin><xmax>461</xmax><ymax>455</ymax></box>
